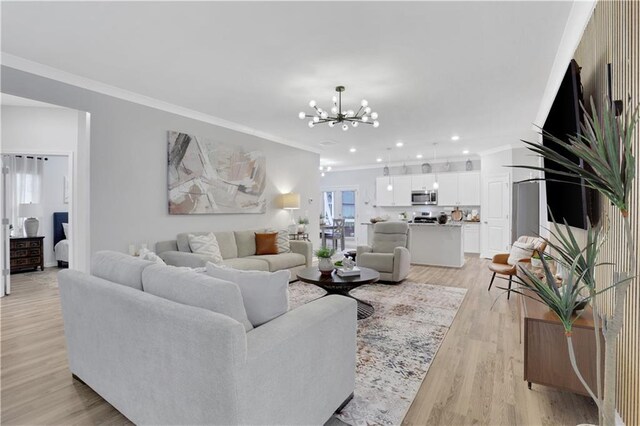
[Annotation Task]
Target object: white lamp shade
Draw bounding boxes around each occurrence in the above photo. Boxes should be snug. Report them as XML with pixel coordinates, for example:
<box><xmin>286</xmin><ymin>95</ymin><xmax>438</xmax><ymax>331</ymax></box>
<box><xmin>19</xmin><ymin>203</ymin><xmax>43</xmax><ymax>218</ymax></box>
<box><xmin>280</xmin><ymin>193</ymin><xmax>300</xmax><ymax>210</ymax></box>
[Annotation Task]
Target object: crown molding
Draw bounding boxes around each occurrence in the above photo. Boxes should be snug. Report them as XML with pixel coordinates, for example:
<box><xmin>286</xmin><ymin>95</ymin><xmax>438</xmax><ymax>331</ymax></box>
<box><xmin>533</xmin><ymin>0</ymin><xmax>596</xmax><ymax>129</ymax></box>
<box><xmin>0</xmin><ymin>53</ymin><xmax>321</xmax><ymax>154</ymax></box>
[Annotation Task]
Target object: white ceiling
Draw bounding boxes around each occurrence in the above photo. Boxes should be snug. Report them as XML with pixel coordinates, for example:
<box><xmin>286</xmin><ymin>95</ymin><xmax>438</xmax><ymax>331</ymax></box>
<box><xmin>1</xmin><ymin>1</ymin><xmax>574</xmax><ymax>168</ymax></box>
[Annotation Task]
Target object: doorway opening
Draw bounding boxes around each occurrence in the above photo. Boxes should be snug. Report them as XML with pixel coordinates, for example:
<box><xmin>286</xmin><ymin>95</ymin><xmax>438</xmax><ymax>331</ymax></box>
<box><xmin>321</xmin><ymin>187</ymin><xmax>359</xmax><ymax>251</ymax></box>
<box><xmin>1</xmin><ymin>93</ymin><xmax>90</xmax><ymax>297</ymax></box>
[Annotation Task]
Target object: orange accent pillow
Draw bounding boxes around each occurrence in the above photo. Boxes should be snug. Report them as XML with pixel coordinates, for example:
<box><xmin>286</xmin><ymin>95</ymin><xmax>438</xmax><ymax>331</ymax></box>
<box><xmin>255</xmin><ymin>232</ymin><xmax>278</xmax><ymax>255</ymax></box>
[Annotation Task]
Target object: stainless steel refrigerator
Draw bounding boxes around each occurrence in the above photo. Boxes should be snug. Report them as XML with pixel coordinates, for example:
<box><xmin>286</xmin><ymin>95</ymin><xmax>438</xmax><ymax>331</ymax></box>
<box><xmin>512</xmin><ymin>182</ymin><xmax>539</xmax><ymax>242</ymax></box>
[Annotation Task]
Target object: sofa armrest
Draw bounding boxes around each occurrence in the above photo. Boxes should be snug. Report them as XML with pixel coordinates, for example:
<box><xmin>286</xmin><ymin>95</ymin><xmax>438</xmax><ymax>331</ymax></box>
<box><xmin>238</xmin><ymin>295</ymin><xmax>356</xmax><ymax>425</ymax></box>
<box><xmin>392</xmin><ymin>246</ymin><xmax>411</xmax><ymax>282</ymax></box>
<box><xmin>155</xmin><ymin>240</ymin><xmax>178</xmax><ymax>255</ymax></box>
<box><xmin>290</xmin><ymin>240</ymin><xmax>313</xmax><ymax>267</ymax></box>
<box><xmin>356</xmin><ymin>245</ymin><xmax>372</xmax><ymax>258</ymax></box>
<box><xmin>159</xmin><ymin>251</ymin><xmax>212</xmax><ymax>268</ymax></box>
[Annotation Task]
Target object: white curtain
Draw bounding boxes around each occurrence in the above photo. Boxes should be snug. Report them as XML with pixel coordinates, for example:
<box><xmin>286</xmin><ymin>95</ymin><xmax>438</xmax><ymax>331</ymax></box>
<box><xmin>2</xmin><ymin>155</ymin><xmax>44</xmax><ymax>236</ymax></box>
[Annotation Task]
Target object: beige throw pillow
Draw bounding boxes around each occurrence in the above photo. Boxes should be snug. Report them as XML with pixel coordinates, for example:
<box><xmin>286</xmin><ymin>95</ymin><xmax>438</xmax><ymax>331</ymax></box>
<box><xmin>507</xmin><ymin>241</ymin><xmax>535</xmax><ymax>265</ymax></box>
<box><xmin>188</xmin><ymin>233</ymin><xmax>223</xmax><ymax>264</ymax></box>
<box><xmin>206</xmin><ymin>262</ymin><xmax>290</xmax><ymax>327</ymax></box>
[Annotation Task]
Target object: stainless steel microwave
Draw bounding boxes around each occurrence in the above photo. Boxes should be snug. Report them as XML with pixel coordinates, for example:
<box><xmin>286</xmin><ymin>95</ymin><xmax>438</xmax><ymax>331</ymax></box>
<box><xmin>411</xmin><ymin>190</ymin><xmax>437</xmax><ymax>205</ymax></box>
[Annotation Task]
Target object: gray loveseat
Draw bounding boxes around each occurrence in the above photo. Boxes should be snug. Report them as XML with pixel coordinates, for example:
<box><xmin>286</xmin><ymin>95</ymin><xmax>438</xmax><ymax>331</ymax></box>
<box><xmin>156</xmin><ymin>229</ymin><xmax>312</xmax><ymax>278</ymax></box>
<box><xmin>58</xmin><ymin>251</ymin><xmax>356</xmax><ymax>425</ymax></box>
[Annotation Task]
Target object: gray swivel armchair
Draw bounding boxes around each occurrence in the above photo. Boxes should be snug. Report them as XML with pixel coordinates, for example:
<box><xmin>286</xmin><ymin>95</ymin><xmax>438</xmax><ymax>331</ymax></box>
<box><xmin>356</xmin><ymin>221</ymin><xmax>411</xmax><ymax>283</ymax></box>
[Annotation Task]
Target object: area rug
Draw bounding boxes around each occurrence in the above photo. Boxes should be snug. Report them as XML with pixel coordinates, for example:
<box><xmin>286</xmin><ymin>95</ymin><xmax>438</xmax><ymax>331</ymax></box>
<box><xmin>288</xmin><ymin>280</ymin><xmax>467</xmax><ymax>426</ymax></box>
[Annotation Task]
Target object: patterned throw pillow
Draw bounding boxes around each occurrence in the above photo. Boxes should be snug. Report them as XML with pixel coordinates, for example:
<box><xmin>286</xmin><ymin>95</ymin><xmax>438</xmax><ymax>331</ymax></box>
<box><xmin>507</xmin><ymin>241</ymin><xmax>535</xmax><ymax>265</ymax></box>
<box><xmin>267</xmin><ymin>229</ymin><xmax>291</xmax><ymax>254</ymax></box>
<box><xmin>188</xmin><ymin>233</ymin><xmax>223</xmax><ymax>264</ymax></box>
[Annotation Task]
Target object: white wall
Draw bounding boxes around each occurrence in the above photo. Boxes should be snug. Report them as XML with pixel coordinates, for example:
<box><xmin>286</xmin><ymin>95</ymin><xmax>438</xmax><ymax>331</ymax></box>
<box><xmin>41</xmin><ymin>156</ymin><xmax>69</xmax><ymax>266</ymax></box>
<box><xmin>1</xmin><ymin>106</ymin><xmax>78</xmax><ymax>151</ymax></box>
<box><xmin>1</xmin><ymin>66</ymin><xmax>321</xmax><ymax>258</ymax></box>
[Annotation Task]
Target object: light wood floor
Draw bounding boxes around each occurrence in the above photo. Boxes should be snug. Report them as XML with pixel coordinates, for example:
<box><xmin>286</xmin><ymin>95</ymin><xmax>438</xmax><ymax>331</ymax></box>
<box><xmin>1</xmin><ymin>257</ymin><xmax>597</xmax><ymax>425</ymax></box>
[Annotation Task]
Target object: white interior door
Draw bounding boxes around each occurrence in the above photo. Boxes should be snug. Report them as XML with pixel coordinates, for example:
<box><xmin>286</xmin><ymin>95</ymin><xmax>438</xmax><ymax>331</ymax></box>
<box><xmin>481</xmin><ymin>174</ymin><xmax>511</xmax><ymax>258</ymax></box>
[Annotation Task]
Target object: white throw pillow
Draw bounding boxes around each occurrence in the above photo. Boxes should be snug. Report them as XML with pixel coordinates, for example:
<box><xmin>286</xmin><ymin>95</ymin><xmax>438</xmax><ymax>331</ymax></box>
<box><xmin>206</xmin><ymin>262</ymin><xmax>290</xmax><ymax>327</ymax></box>
<box><xmin>138</xmin><ymin>248</ymin><xmax>166</xmax><ymax>265</ymax></box>
<box><xmin>507</xmin><ymin>241</ymin><xmax>535</xmax><ymax>265</ymax></box>
<box><xmin>188</xmin><ymin>233</ymin><xmax>223</xmax><ymax>264</ymax></box>
<box><xmin>62</xmin><ymin>223</ymin><xmax>69</xmax><ymax>239</ymax></box>
<box><xmin>267</xmin><ymin>228</ymin><xmax>291</xmax><ymax>254</ymax></box>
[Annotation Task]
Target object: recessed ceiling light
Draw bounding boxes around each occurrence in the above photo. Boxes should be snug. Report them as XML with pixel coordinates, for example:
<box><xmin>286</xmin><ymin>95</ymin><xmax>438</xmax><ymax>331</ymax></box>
<box><xmin>376</xmin><ymin>158</ymin><xmax>382</xmax><ymax>162</ymax></box>
<box><xmin>396</xmin><ymin>142</ymin><xmax>404</xmax><ymax>147</ymax></box>
<box><xmin>326</xmin><ymin>166</ymin><xmax>332</xmax><ymax>171</ymax></box>
<box><xmin>349</xmin><ymin>147</ymin><xmax>357</xmax><ymax>153</ymax></box>
<box><xmin>462</xmin><ymin>149</ymin><xmax>469</xmax><ymax>154</ymax></box>
<box><xmin>416</xmin><ymin>154</ymin><xmax>423</xmax><ymax>159</ymax></box>
<box><xmin>451</xmin><ymin>135</ymin><xmax>460</xmax><ymax>141</ymax></box>
<box><xmin>321</xmin><ymin>172</ymin><xmax>325</xmax><ymax>177</ymax></box>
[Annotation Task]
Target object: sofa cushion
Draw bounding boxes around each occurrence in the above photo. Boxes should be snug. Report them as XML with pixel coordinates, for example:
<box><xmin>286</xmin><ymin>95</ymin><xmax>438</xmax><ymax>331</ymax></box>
<box><xmin>357</xmin><ymin>252</ymin><xmax>394</xmax><ymax>273</ymax></box>
<box><xmin>176</xmin><ymin>231</ymin><xmax>238</xmax><ymax>259</ymax></box>
<box><xmin>91</xmin><ymin>251</ymin><xmax>154</xmax><ymax>291</ymax></box>
<box><xmin>213</xmin><ymin>231</ymin><xmax>239</xmax><ymax>259</ymax></box>
<box><xmin>248</xmin><ymin>253</ymin><xmax>306</xmax><ymax>272</ymax></box>
<box><xmin>142</xmin><ymin>264</ymin><xmax>253</xmax><ymax>331</ymax></box>
<box><xmin>188</xmin><ymin>233</ymin><xmax>223</xmax><ymax>263</ymax></box>
<box><xmin>234</xmin><ymin>229</ymin><xmax>264</xmax><ymax>258</ymax></box>
<box><xmin>255</xmin><ymin>232</ymin><xmax>278</xmax><ymax>255</ymax></box>
<box><xmin>206</xmin><ymin>262</ymin><xmax>290</xmax><ymax>327</ymax></box>
<box><xmin>372</xmin><ymin>233</ymin><xmax>408</xmax><ymax>254</ymax></box>
<box><xmin>222</xmin><ymin>257</ymin><xmax>270</xmax><ymax>271</ymax></box>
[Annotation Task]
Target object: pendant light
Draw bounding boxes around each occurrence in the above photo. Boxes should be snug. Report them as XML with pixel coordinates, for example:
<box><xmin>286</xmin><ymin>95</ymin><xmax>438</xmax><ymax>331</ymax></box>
<box><xmin>432</xmin><ymin>143</ymin><xmax>439</xmax><ymax>189</ymax></box>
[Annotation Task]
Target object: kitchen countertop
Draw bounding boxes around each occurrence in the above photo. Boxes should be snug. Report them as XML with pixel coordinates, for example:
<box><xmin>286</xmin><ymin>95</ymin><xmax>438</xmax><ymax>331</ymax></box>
<box><xmin>409</xmin><ymin>222</ymin><xmax>462</xmax><ymax>227</ymax></box>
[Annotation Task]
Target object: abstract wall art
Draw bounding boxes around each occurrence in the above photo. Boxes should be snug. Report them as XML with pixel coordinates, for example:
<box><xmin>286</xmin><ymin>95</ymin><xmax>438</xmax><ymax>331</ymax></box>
<box><xmin>167</xmin><ymin>131</ymin><xmax>266</xmax><ymax>214</ymax></box>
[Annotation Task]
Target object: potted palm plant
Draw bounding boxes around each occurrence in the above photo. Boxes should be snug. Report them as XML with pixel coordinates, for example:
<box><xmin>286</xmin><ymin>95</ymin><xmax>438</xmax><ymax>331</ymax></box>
<box><xmin>507</xmin><ymin>98</ymin><xmax>637</xmax><ymax>426</ymax></box>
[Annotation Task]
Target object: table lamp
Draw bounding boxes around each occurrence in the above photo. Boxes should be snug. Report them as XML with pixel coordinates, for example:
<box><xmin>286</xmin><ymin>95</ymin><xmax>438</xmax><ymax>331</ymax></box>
<box><xmin>280</xmin><ymin>193</ymin><xmax>300</xmax><ymax>233</ymax></box>
<box><xmin>19</xmin><ymin>203</ymin><xmax>43</xmax><ymax>237</ymax></box>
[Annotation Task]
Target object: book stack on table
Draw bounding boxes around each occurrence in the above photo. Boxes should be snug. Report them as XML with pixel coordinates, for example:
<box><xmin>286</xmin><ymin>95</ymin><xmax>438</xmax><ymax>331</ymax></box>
<box><xmin>336</xmin><ymin>267</ymin><xmax>361</xmax><ymax>277</ymax></box>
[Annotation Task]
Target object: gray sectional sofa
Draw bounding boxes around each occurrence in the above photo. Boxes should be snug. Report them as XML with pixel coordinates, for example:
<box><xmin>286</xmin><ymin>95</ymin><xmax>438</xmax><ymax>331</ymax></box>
<box><xmin>58</xmin><ymin>251</ymin><xmax>356</xmax><ymax>425</ymax></box>
<box><xmin>156</xmin><ymin>230</ymin><xmax>312</xmax><ymax>278</ymax></box>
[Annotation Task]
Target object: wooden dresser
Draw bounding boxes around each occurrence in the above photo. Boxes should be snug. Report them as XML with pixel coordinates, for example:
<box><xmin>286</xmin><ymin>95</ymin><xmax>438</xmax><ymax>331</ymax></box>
<box><xmin>517</xmin><ymin>266</ymin><xmax>603</xmax><ymax>396</ymax></box>
<box><xmin>10</xmin><ymin>237</ymin><xmax>45</xmax><ymax>273</ymax></box>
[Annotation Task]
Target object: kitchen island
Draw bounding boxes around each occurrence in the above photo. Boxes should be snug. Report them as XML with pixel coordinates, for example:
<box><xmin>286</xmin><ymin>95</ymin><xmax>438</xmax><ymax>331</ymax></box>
<box><xmin>408</xmin><ymin>223</ymin><xmax>465</xmax><ymax>268</ymax></box>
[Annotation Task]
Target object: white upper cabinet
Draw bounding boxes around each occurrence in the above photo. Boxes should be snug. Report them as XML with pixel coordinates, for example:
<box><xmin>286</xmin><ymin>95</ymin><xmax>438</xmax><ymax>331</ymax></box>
<box><xmin>436</xmin><ymin>172</ymin><xmax>481</xmax><ymax>206</ymax></box>
<box><xmin>376</xmin><ymin>177</ymin><xmax>395</xmax><ymax>206</ymax></box>
<box><xmin>376</xmin><ymin>176</ymin><xmax>412</xmax><ymax>207</ymax></box>
<box><xmin>393</xmin><ymin>176</ymin><xmax>412</xmax><ymax>206</ymax></box>
<box><xmin>436</xmin><ymin>174</ymin><xmax>459</xmax><ymax>206</ymax></box>
<box><xmin>411</xmin><ymin>174</ymin><xmax>436</xmax><ymax>191</ymax></box>
<box><xmin>458</xmin><ymin>172</ymin><xmax>481</xmax><ymax>205</ymax></box>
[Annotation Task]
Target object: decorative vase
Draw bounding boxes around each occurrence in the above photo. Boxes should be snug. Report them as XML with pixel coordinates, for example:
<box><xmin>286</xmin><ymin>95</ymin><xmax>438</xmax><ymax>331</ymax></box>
<box><xmin>298</xmin><ymin>224</ymin><xmax>307</xmax><ymax>233</ymax></box>
<box><xmin>437</xmin><ymin>212</ymin><xmax>448</xmax><ymax>225</ymax></box>
<box><xmin>318</xmin><ymin>258</ymin><xmax>334</xmax><ymax>275</ymax></box>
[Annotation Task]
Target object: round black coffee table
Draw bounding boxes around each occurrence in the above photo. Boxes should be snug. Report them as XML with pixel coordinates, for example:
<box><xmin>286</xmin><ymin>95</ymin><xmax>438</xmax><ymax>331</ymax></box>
<box><xmin>296</xmin><ymin>266</ymin><xmax>379</xmax><ymax>320</ymax></box>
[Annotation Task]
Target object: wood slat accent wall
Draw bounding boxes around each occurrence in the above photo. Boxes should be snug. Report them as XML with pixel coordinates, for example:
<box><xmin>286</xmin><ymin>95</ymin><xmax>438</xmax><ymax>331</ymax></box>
<box><xmin>573</xmin><ymin>2</ymin><xmax>639</xmax><ymax>424</ymax></box>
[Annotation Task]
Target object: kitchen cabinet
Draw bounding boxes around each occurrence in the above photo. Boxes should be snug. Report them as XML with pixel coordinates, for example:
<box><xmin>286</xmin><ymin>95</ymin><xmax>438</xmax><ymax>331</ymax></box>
<box><xmin>437</xmin><ymin>172</ymin><xmax>481</xmax><ymax>206</ymax></box>
<box><xmin>411</xmin><ymin>174</ymin><xmax>436</xmax><ymax>191</ymax></box>
<box><xmin>376</xmin><ymin>176</ymin><xmax>412</xmax><ymax>207</ymax></box>
<box><xmin>436</xmin><ymin>174</ymin><xmax>459</xmax><ymax>206</ymax></box>
<box><xmin>458</xmin><ymin>172</ymin><xmax>481</xmax><ymax>205</ymax></box>
<box><xmin>463</xmin><ymin>223</ymin><xmax>480</xmax><ymax>253</ymax></box>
